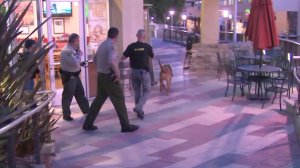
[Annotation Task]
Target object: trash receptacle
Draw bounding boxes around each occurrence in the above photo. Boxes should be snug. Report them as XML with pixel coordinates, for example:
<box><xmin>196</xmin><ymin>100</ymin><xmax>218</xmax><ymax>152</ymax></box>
<box><xmin>119</xmin><ymin>60</ymin><xmax>132</xmax><ymax>97</ymax></box>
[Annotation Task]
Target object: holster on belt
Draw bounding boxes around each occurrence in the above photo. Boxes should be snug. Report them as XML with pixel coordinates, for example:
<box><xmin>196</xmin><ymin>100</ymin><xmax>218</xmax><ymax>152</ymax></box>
<box><xmin>59</xmin><ymin>68</ymin><xmax>81</xmax><ymax>82</ymax></box>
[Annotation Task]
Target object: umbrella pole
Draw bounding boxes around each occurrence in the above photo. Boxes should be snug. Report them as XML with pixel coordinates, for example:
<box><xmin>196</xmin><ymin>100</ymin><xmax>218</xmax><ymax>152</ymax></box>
<box><xmin>259</xmin><ymin>50</ymin><xmax>262</xmax><ymax>68</ymax></box>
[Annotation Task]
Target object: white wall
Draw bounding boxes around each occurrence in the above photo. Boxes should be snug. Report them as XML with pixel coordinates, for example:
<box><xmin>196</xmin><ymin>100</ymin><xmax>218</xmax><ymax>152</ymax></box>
<box><xmin>273</xmin><ymin>0</ymin><xmax>298</xmax><ymax>12</ymax></box>
<box><xmin>275</xmin><ymin>11</ymin><xmax>288</xmax><ymax>34</ymax></box>
<box><xmin>109</xmin><ymin>0</ymin><xmax>144</xmax><ymax>56</ymax></box>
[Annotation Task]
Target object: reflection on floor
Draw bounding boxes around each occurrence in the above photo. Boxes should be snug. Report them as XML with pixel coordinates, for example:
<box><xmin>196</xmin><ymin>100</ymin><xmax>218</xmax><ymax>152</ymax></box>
<box><xmin>52</xmin><ymin>39</ymin><xmax>300</xmax><ymax>168</ymax></box>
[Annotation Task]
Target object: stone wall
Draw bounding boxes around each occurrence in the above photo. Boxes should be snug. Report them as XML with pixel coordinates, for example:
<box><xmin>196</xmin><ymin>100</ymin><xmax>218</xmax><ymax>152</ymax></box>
<box><xmin>190</xmin><ymin>42</ymin><xmax>253</xmax><ymax>71</ymax></box>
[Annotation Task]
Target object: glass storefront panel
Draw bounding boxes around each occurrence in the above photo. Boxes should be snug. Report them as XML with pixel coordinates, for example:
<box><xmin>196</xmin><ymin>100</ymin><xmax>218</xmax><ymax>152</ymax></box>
<box><xmin>15</xmin><ymin>0</ymin><xmax>110</xmax><ymax>102</ymax></box>
<box><xmin>85</xmin><ymin>0</ymin><xmax>109</xmax><ymax>98</ymax></box>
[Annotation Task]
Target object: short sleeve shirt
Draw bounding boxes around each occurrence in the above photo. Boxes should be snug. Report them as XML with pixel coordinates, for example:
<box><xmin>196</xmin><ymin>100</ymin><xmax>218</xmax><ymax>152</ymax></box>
<box><xmin>123</xmin><ymin>42</ymin><xmax>154</xmax><ymax>71</ymax></box>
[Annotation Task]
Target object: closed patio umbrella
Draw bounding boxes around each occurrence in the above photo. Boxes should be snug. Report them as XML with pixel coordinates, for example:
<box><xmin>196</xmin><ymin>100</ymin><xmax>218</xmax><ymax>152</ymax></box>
<box><xmin>245</xmin><ymin>0</ymin><xmax>279</xmax><ymax>68</ymax></box>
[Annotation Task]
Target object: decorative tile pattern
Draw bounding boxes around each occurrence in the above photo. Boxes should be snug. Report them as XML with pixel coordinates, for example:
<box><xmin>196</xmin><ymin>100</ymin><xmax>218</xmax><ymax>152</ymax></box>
<box><xmin>52</xmin><ymin>39</ymin><xmax>300</xmax><ymax>168</ymax></box>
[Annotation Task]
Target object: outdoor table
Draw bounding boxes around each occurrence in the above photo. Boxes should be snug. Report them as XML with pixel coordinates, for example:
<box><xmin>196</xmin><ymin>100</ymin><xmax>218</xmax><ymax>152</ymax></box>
<box><xmin>238</xmin><ymin>64</ymin><xmax>282</xmax><ymax>100</ymax></box>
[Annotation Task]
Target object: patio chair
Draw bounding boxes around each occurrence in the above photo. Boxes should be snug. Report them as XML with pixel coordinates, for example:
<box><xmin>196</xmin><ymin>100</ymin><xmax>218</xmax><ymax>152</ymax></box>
<box><xmin>216</xmin><ymin>52</ymin><xmax>229</xmax><ymax>80</ymax></box>
<box><xmin>266</xmin><ymin>47</ymin><xmax>283</xmax><ymax>58</ymax></box>
<box><xmin>272</xmin><ymin>60</ymin><xmax>293</xmax><ymax>98</ymax></box>
<box><xmin>224</xmin><ymin>62</ymin><xmax>249</xmax><ymax>101</ymax></box>
<box><xmin>235</xmin><ymin>49</ymin><xmax>250</xmax><ymax>57</ymax></box>
<box><xmin>261</xmin><ymin>72</ymin><xmax>289</xmax><ymax>110</ymax></box>
<box><xmin>235</xmin><ymin>49</ymin><xmax>251</xmax><ymax>67</ymax></box>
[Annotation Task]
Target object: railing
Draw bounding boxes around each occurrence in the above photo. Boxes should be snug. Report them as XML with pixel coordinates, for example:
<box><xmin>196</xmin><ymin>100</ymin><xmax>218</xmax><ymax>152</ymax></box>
<box><xmin>163</xmin><ymin>28</ymin><xmax>200</xmax><ymax>46</ymax></box>
<box><xmin>0</xmin><ymin>91</ymin><xmax>56</xmax><ymax>168</ymax></box>
<box><xmin>219</xmin><ymin>31</ymin><xmax>246</xmax><ymax>42</ymax></box>
<box><xmin>279</xmin><ymin>38</ymin><xmax>300</xmax><ymax>59</ymax></box>
<box><xmin>163</xmin><ymin>29</ymin><xmax>247</xmax><ymax>44</ymax></box>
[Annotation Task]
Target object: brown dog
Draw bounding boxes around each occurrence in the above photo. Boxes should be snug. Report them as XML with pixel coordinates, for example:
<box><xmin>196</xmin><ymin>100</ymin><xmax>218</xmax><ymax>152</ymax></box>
<box><xmin>158</xmin><ymin>59</ymin><xmax>173</xmax><ymax>95</ymax></box>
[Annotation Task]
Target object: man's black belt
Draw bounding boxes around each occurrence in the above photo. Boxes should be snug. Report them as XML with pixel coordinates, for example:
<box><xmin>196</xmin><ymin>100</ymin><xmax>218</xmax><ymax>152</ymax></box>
<box><xmin>132</xmin><ymin>68</ymin><xmax>149</xmax><ymax>72</ymax></box>
<box><xmin>59</xmin><ymin>69</ymin><xmax>81</xmax><ymax>77</ymax></box>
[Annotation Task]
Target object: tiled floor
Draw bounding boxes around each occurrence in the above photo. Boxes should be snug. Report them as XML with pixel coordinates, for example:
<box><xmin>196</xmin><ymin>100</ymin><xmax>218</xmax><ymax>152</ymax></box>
<box><xmin>52</xmin><ymin>39</ymin><xmax>300</xmax><ymax>168</ymax></box>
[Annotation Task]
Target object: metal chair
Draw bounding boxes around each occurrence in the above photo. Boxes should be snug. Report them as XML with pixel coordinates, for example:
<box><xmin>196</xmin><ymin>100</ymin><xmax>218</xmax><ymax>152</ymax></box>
<box><xmin>224</xmin><ymin>62</ymin><xmax>249</xmax><ymax>101</ymax></box>
<box><xmin>216</xmin><ymin>52</ymin><xmax>229</xmax><ymax>80</ymax></box>
<box><xmin>235</xmin><ymin>50</ymin><xmax>251</xmax><ymax>68</ymax></box>
<box><xmin>235</xmin><ymin>49</ymin><xmax>250</xmax><ymax>58</ymax></box>
<box><xmin>262</xmin><ymin>72</ymin><xmax>289</xmax><ymax>110</ymax></box>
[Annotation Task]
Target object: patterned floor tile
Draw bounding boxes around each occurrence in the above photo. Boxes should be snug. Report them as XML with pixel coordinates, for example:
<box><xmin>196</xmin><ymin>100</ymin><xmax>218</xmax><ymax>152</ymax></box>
<box><xmin>51</xmin><ymin>39</ymin><xmax>300</xmax><ymax>168</ymax></box>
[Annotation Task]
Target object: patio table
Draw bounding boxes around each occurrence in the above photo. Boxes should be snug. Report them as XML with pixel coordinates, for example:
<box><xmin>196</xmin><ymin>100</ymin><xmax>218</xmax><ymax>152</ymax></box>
<box><xmin>238</xmin><ymin>64</ymin><xmax>282</xmax><ymax>100</ymax></box>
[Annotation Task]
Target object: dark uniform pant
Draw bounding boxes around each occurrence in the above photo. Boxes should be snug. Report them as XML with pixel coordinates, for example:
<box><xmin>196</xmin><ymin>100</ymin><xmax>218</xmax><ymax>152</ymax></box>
<box><xmin>84</xmin><ymin>73</ymin><xmax>131</xmax><ymax>129</ymax></box>
<box><xmin>61</xmin><ymin>74</ymin><xmax>90</xmax><ymax>117</ymax></box>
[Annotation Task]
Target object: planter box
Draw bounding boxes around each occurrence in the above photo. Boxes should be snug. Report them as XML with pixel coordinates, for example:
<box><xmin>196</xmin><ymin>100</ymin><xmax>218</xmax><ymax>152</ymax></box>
<box><xmin>40</xmin><ymin>141</ymin><xmax>56</xmax><ymax>168</ymax></box>
<box><xmin>295</xmin><ymin>116</ymin><xmax>300</xmax><ymax>144</ymax></box>
<box><xmin>284</xmin><ymin>99</ymin><xmax>298</xmax><ymax>117</ymax></box>
<box><xmin>41</xmin><ymin>155</ymin><xmax>54</xmax><ymax>168</ymax></box>
<box><xmin>41</xmin><ymin>141</ymin><xmax>56</xmax><ymax>155</ymax></box>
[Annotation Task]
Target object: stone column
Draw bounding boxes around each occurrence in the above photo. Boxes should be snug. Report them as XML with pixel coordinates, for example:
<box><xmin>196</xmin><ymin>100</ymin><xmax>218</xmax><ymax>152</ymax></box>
<box><xmin>200</xmin><ymin>0</ymin><xmax>220</xmax><ymax>44</ymax></box>
<box><xmin>110</xmin><ymin>0</ymin><xmax>144</xmax><ymax>55</ymax></box>
<box><xmin>109</xmin><ymin>0</ymin><xmax>144</xmax><ymax>96</ymax></box>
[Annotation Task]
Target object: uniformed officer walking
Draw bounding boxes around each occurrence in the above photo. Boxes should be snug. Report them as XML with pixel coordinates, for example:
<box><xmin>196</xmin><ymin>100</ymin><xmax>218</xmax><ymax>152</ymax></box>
<box><xmin>122</xmin><ymin>29</ymin><xmax>154</xmax><ymax>119</ymax></box>
<box><xmin>83</xmin><ymin>27</ymin><xmax>139</xmax><ymax>132</ymax></box>
<box><xmin>60</xmin><ymin>33</ymin><xmax>90</xmax><ymax>121</ymax></box>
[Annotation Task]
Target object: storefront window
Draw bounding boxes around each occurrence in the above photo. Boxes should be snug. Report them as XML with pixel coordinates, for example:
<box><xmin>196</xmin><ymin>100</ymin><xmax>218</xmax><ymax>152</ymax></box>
<box><xmin>85</xmin><ymin>0</ymin><xmax>109</xmax><ymax>97</ymax></box>
<box><xmin>86</xmin><ymin>0</ymin><xmax>109</xmax><ymax>59</ymax></box>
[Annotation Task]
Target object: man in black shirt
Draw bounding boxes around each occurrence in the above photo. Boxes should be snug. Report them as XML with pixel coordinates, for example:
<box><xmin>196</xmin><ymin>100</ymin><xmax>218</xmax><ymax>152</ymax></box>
<box><xmin>122</xmin><ymin>29</ymin><xmax>154</xmax><ymax>119</ymax></box>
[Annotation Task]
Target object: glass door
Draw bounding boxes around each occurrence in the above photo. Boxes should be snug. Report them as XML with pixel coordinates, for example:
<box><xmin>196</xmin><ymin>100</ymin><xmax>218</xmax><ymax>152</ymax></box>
<box><xmin>84</xmin><ymin>0</ymin><xmax>110</xmax><ymax>98</ymax></box>
<box><xmin>45</xmin><ymin>0</ymin><xmax>86</xmax><ymax>106</ymax></box>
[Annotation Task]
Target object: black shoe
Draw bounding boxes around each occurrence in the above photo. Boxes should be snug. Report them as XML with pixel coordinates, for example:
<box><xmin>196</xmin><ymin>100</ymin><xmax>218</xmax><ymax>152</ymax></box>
<box><xmin>63</xmin><ymin>116</ymin><xmax>73</xmax><ymax>121</ymax></box>
<box><xmin>151</xmin><ymin>81</ymin><xmax>157</xmax><ymax>86</ymax></box>
<box><xmin>137</xmin><ymin>112</ymin><xmax>144</xmax><ymax>120</ymax></box>
<box><xmin>133</xmin><ymin>108</ymin><xmax>144</xmax><ymax>120</ymax></box>
<box><xmin>82</xmin><ymin>125</ymin><xmax>98</xmax><ymax>131</ymax></box>
<box><xmin>121</xmin><ymin>125</ymin><xmax>139</xmax><ymax>133</ymax></box>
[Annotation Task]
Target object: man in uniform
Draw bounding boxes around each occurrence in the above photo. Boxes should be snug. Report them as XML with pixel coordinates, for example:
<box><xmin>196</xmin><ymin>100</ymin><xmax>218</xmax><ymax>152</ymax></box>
<box><xmin>60</xmin><ymin>33</ymin><xmax>90</xmax><ymax>121</ymax></box>
<box><xmin>83</xmin><ymin>27</ymin><xmax>139</xmax><ymax>132</ymax></box>
<box><xmin>122</xmin><ymin>29</ymin><xmax>154</xmax><ymax>120</ymax></box>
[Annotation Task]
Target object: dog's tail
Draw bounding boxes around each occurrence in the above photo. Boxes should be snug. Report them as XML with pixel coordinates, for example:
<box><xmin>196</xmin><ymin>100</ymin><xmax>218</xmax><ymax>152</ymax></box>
<box><xmin>157</xmin><ymin>58</ymin><xmax>164</xmax><ymax>71</ymax></box>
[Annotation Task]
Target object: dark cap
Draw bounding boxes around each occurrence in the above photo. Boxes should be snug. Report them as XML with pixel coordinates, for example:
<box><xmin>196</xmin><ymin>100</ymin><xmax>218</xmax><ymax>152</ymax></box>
<box><xmin>24</xmin><ymin>39</ymin><xmax>36</xmax><ymax>49</ymax></box>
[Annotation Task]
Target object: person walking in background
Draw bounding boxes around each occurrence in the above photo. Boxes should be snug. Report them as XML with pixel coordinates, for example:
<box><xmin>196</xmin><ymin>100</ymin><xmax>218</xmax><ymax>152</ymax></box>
<box><xmin>122</xmin><ymin>29</ymin><xmax>154</xmax><ymax>120</ymax></box>
<box><xmin>83</xmin><ymin>27</ymin><xmax>139</xmax><ymax>132</ymax></box>
<box><xmin>21</xmin><ymin>39</ymin><xmax>40</xmax><ymax>91</ymax></box>
<box><xmin>60</xmin><ymin>33</ymin><xmax>90</xmax><ymax>121</ymax></box>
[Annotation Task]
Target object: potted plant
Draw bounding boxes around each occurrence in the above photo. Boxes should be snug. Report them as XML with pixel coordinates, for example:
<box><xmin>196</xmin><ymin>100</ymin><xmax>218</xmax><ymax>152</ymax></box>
<box><xmin>0</xmin><ymin>0</ymin><xmax>56</xmax><ymax>167</ymax></box>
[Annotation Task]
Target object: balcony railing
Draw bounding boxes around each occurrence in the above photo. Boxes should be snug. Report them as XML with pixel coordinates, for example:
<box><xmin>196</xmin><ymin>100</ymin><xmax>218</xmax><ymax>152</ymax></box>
<box><xmin>279</xmin><ymin>38</ymin><xmax>300</xmax><ymax>59</ymax></box>
<box><xmin>163</xmin><ymin>28</ymin><xmax>200</xmax><ymax>46</ymax></box>
<box><xmin>163</xmin><ymin>29</ymin><xmax>247</xmax><ymax>44</ymax></box>
<box><xmin>0</xmin><ymin>91</ymin><xmax>56</xmax><ymax>168</ymax></box>
<box><xmin>219</xmin><ymin>31</ymin><xmax>246</xmax><ymax>42</ymax></box>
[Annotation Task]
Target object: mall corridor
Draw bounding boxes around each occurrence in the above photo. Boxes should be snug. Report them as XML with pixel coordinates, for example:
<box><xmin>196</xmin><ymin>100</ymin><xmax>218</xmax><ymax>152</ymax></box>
<box><xmin>52</xmin><ymin>39</ymin><xmax>300</xmax><ymax>168</ymax></box>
